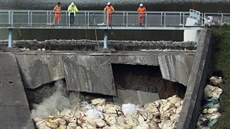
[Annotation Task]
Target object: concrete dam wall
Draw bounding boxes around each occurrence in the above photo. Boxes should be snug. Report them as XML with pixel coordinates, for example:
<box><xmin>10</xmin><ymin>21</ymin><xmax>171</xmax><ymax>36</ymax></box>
<box><xmin>0</xmin><ymin>50</ymin><xmax>193</xmax><ymax>129</ymax></box>
<box><xmin>0</xmin><ymin>29</ymin><xmax>212</xmax><ymax>129</ymax></box>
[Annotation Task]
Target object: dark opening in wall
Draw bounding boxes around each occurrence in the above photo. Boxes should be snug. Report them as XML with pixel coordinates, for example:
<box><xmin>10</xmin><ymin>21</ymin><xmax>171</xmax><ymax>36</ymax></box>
<box><xmin>112</xmin><ymin>64</ymin><xmax>161</xmax><ymax>92</ymax></box>
<box><xmin>111</xmin><ymin>64</ymin><xmax>186</xmax><ymax>99</ymax></box>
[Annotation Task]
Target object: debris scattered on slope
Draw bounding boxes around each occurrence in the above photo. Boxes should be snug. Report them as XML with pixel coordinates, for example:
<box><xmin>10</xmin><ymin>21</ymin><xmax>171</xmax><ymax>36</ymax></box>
<box><xmin>32</xmin><ymin>95</ymin><xmax>183</xmax><ymax>129</ymax></box>
<box><xmin>197</xmin><ymin>76</ymin><xmax>223</xmax><ymax>129</ymax></box>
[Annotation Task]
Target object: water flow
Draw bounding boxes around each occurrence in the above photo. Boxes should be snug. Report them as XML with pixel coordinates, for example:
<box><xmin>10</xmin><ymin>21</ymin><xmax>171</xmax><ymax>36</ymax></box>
<box><xmin>31</xmin><ymin>80</ymin><xmax>71</xmax><ymax>118</ymax></box>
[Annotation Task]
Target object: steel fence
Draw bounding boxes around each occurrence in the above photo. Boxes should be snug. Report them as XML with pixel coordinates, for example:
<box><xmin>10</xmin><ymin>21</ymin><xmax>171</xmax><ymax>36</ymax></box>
<box><xmin>0</xmin><ymin>10</ymin><xmax>199</xmax><ymax>28</ymax></box>
<box><xmin>204</xmin><ymin>13</ymin><xmax>230</xmax><ymax>26</ymax></box>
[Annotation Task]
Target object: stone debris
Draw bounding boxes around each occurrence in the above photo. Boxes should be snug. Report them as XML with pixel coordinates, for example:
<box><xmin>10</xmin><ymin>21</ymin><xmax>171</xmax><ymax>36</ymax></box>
<box><xmin>204</xmin><ymin>85</ymin><xmax>223</xmax><ymax>100</ymax></box>
<box><xmin>33</xmin><ymin>95</ymin><xmax>183</xmax><ymax>129</ymax></box>
<box><xmin>197</xmin><ymin>76</ymin><xmax>223</xmax><ymax>129</ymax></box>
<box><xmin>209</xmin><ymin>76</ymin><xmax>223</xmax><ymax>86</ymax></box>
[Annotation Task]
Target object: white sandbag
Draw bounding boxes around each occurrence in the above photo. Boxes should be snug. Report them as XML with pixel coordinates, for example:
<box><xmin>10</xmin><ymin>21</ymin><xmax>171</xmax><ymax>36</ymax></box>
<box><xmin>133</xmin><ymin>122</ymin><xmax>149</xmax><ymax>129</ymax></box>
<box><xmin>122</xmin><ymin>103</ymin><xmax>138</xmax><ymax>116</ymax></box>
<box><xmin>210</xmin><ymin>76</ymin><xmax>223</xmax><ymax>86</ymax></box>
<box><xmin>91</xmin><ymin>98</ymin><xmax>106</xmax><ymax>106</ymax></box>
<box><xmin>104</xmin><ymin>104</ymin><xmax>121</xmax><ymax>114</ymax></box>
<box><xmin>104</xmin><ymin>114</ymin><xmax>117</xmax><ymax>125</ymax></box>
<box><xmin>204</xmin><ymin>85</ymin><xmax>223</xmax><ymax>99</ymax></box>
<box><xmin>94</xmin><ymin>118</ymin><xmax>107</xmax><ymax>127</ymax></box>
<box><xmin>85</xmin><ymin>109</ymin><xmax>103</xmax><ymax>119</ymax></box>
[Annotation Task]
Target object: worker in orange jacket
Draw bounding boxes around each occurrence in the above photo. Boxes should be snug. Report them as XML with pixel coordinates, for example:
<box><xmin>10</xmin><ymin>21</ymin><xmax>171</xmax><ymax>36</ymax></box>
<box><xmin>137</xmin><ymin>3</ymin><xmax>146</xmax><ymax>26</ymax></box>
<box><xmin>104</xmin><ymin>2</ymin><xmax>114</xmax><ymax>25</ymax></box>
<box><xmin>52</xmin><ymin>2</ymin><xmax>61</xmax><ymax>26</ymax></box>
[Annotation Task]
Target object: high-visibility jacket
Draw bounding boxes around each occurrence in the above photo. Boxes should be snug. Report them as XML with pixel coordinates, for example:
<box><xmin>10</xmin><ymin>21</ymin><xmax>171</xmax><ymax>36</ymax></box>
<box><xmin>137</xmin><ymin>7</ymin><xmax>146</xmax><ymax>13</ymax></box>
<box><xmin>104</xmin><ymin>5</ymin><xmax>114</xmax><ymax>13</ymax></box>
<box><xmin>68</xmin><ymin>4</ymin><xmax>78</xmax><ymax>16</ymax></box>
<box><xmin>54</xmin><ymin>5</ymin><xmax>61</xmax><ymax>15</ymax></box>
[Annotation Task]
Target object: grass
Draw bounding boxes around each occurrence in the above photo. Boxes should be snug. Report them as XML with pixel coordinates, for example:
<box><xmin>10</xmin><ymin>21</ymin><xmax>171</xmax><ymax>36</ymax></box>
<box><xmin>209</xmin><ymin>27</ymin><xmax>230</xmax><ymax>128</ymax></box>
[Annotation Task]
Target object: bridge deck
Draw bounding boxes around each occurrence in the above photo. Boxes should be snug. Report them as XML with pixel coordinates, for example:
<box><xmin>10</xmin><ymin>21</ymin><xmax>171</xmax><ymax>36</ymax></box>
<box><xmin>0</xmin><ymin>9</ymin><xmax>205</xmax><ymax>48</ymax></box>
<box><xmin>0</xmin><ymin>26</ymin><xmax>202</xmax><ymax>30</ymax></box>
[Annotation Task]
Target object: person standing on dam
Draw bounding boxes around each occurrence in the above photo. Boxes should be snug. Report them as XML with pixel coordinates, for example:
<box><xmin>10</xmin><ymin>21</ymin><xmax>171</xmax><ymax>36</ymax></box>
<box><xmin>51</xmin><ymin>2</ymin><xmax>61</xmax><ymax>26</ymax></box>
<box><xmin>137</xmin><ymin>3</ymin><xmax>146</xmax><ymax>26</ymax></box>
<box><xmin>68</xmin><ymin>2</ymin><xmax>78</xmax><ymax>26</ymax></box>
<box><xmin>104</xmin><ymin>2</ymin><xmax>114</xmax><ymax>25</ymax></box>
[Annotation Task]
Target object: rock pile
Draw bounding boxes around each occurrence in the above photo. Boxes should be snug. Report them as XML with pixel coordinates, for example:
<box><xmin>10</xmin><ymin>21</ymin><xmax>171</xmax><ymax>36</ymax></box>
<box><xmin>197</xmin><ymin>76</ymin><xmax>223</xmax><ymax>129</ymax></box>
<box><xmin>33</xmin><ymin>95</ymin><xmax>183</xmax><ymax>129</ymax></box>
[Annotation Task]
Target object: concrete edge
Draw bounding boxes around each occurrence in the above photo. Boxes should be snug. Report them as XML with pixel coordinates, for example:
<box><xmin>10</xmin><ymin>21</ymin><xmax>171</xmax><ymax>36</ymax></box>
<box><xmin>176</xmin><ymin>28</ymin><xmax>212</xmax><ymax>129</ymax></box>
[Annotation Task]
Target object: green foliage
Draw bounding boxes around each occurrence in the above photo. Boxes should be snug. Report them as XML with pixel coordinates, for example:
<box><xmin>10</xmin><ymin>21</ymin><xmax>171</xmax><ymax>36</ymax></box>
<box><xmin>210</xmin><ymin>27</ymin><xmax>230</xmax><ymax>128</ymax></box>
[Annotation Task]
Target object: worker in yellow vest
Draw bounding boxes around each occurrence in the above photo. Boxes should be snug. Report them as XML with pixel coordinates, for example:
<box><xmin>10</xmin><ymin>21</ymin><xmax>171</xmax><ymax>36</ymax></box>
<box><xmin>67</xmin><ymin>2</ymin><xmax>78</xmax><ymax>25</ymax></box>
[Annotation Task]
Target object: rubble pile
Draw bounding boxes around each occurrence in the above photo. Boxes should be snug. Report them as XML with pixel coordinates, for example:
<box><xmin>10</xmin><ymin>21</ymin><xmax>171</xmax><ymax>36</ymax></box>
<box><xmin>33</xmin><ymin>95</ymin><xmax>183</xmax><ymax>129</ymax></box>
<box><xmin>197</xmin><ymin>76</ymin><xmax>223</xmax><ymax>129</ymax></box>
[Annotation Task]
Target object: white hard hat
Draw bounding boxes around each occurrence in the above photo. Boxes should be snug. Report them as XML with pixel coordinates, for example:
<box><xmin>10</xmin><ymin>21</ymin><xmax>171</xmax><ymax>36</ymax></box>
<box><xmin>107</xmin><ymin>2</ymin><xmax>111</xmax><ymax>5</ymax></box>
<box><xmin>71</xmin><ymin>2</ymin><xmax>74</xmax><ymax>5</ymax></box>
<box><xmin>140</xmin><ymin>3</ymin><xmax>143</xmax><ymax>7</ymax></box>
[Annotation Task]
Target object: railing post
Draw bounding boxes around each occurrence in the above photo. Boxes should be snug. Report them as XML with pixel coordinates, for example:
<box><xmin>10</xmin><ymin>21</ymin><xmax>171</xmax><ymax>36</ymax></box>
<box><xmin>66</xmin><ymin>11</ymin><xmax>68</xmax><ymax>26</ymax></box>
<box><xmin>123</xmin><ymin>11</ymin><xmax>125</xmax><ymax>26</ymax></box>
<box><xmin>11</xmin><ymin>11</ymin><xmax>13</xmax><ymax>27</ymax></box>
<box><xmin>103</xmin><ymin>29</ymin><xmax>108</xmax><ymax>49</ymax></box>
<box><xmin>8</xmin><ymin>11</ymin><xmax>11</xmax><ymax>26</ymax></box>
<box><xmin>28</xmin><ymin>11</ymin><xmax>30</xmax><ymax>26</ymax></box>
<box><xmin>183</xmin><ymin>13</ymin><xmax>185</xmax><ymax>27</ymax></box>
<box><xmin>126</xmin><ymin>12</ymin><xmax>128</xmax><ymax>27</ymax></box>
<box><xmin>160</xmin><ymin>12</ymin><xmax>163</xmax><ymax>26</ymax></box>
<box><xmin>84</xmin><ymin>11</ymin><xmax>87</xmax><ymax>26</ymax></box>
<box><xmin>221</xmin><ymin>13</ymin><xmax>224</xmax><ymax>25</ymax></box>
<box><xmin>8</xmin><ymin>29</ymin><xmax>12</xmax><ymax>48</ymax></box>
<box><xmin>88</xmin><ymin>12</ymin><xmax>90</xmax><ymax>27</ymax></box>
<box><xmin>145</xmin><ymin>12</ymin><xmax>147</xmax><ymax>27</ymax></box>
<box><xmin>47</xmin><ymin>11</ymin><xmax>49</xmax><ymax>25</ymax></box>
<box><xmin>30</xmin><ymin>11</ymin><xmax>33</xmax><ymax>26</ymax></box>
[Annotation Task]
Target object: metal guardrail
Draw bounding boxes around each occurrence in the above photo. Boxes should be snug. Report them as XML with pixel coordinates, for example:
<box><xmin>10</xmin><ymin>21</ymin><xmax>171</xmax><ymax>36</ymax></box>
<box><xmin>2</xmin><ymin>10</ymin><xmax>230</xmax><ymax>29</ymax></box>
<box><xmin>204</xmin><ymin>13</ymin><xmax>230</xmax><ymax>26</ymax></box>
<box><xmin>0</xmin><ymin>10</ymin><xmax>198</xmax><ymax>29</ymax></box>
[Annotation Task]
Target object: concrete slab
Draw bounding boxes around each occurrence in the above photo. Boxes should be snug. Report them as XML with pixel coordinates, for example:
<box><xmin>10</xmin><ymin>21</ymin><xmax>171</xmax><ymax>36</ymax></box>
<box><xmin>0</xmin><ymin>52</ymin><xmax>34</xmax><ymax>129</ymax></box>
<box><xmin>16</xmin><ymin>54</ymin><xmax>65</xmax><ymax>89</ymax></box>
<box><xmin>63</xmin><ymin>55</ymin><xmax>116</xmax><ymax>96</ymax></box>
<box><xmin>158</xmin><ymin>53</ymin><xmax>195</xmax><ymax>86</ymax></box>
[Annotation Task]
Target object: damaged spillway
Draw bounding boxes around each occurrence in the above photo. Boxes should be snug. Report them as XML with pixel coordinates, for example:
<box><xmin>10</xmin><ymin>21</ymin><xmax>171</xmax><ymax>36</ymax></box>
<box><xmin>0</xmin><ymin>29</ymin><xmax>212</xmax><ymax>129</ymax></box>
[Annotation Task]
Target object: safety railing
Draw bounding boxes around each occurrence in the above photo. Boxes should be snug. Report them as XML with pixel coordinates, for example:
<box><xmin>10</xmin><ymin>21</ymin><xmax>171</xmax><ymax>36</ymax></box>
<box><xmin>204</xmin><ymin>13</ymin><xmax>230</xmax><ymax>26</ymax></box>
<box><xmin>0</xmin><ymin>10</ymin><xmax>203</xmax><ymax>28</ymax></box>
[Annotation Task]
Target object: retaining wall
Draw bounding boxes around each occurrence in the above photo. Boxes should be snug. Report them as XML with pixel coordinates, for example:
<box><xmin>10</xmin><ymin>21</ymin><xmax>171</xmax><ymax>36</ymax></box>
<box><xmin>177</xmin><ymin>29</ymin><xmax>212</xmax><ymax>129</ymax></box>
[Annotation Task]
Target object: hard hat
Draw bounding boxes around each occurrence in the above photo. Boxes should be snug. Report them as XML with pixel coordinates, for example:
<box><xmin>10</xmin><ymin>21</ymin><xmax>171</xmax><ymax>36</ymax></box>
<box><xmin>140</xmin><ymin>3</ymin><xmax>143</xmax><ymax>7</ymax></box>
<box><xmin>107</xmin><ymin>2</ymin><xmax>111</xmax><ymax>5</ymax></box>
<box><xmin>71</xmin><ymin>2</ymin><xmax>74</xmax><ymax>6</ymax></box>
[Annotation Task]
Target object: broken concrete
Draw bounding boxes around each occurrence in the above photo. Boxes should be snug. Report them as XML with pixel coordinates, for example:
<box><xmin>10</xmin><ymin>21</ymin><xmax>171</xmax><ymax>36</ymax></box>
<box><xmin>63</xmin><ymin>55</ymin><xmax>116</xmax><ymax>96</ymax></box>
<box><xmin>15</xmin><ymin>51</ymin><xmax>195</xmax><ymax>96</ymax></box>
<box><xmin>16</xmin><ymin>54</ymin><xmax>65</xmax><ymax>89</ymax></box>
<box><xmin>158</xmin><ymin>53</ymin><xmax>195</xmax><ymax>86</ymax></box>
